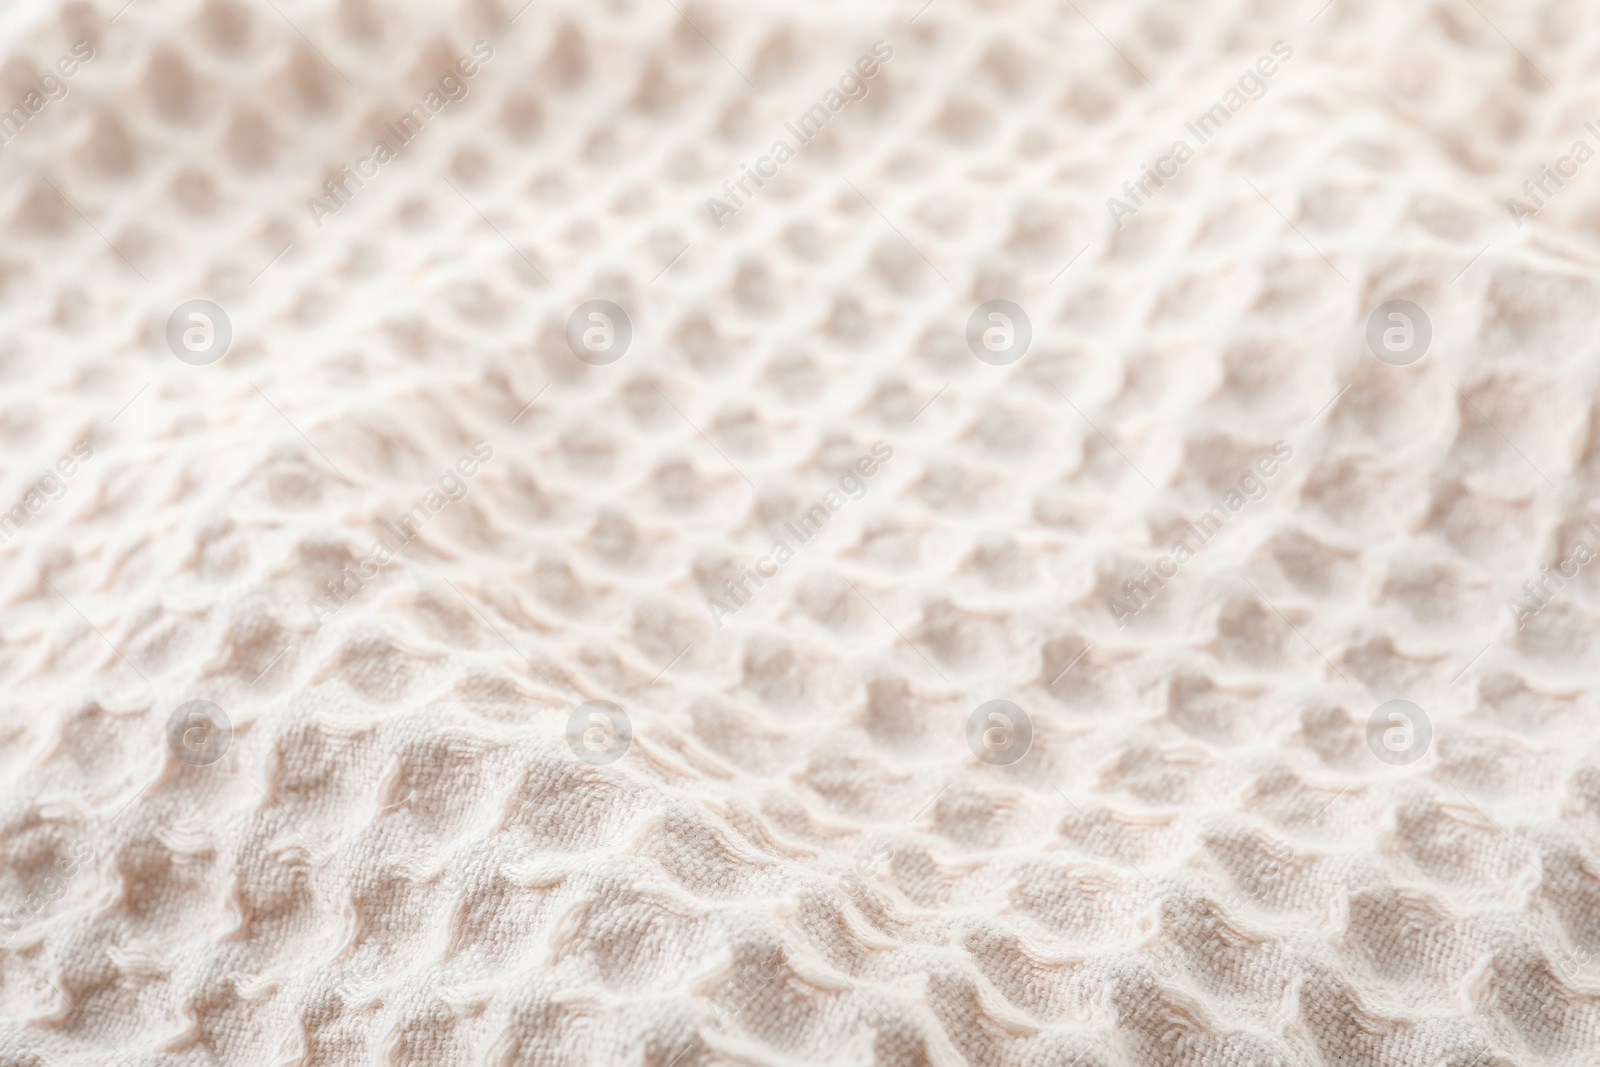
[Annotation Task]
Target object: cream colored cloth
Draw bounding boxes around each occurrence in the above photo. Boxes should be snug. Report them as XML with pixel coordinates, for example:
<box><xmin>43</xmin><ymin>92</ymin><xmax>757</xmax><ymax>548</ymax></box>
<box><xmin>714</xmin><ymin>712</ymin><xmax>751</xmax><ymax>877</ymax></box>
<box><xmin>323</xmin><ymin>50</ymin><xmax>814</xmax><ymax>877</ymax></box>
<box><xmin>0</xmin><ymin>1</ymin><xmax>1596</xmax><ymax>1065</ymax></box>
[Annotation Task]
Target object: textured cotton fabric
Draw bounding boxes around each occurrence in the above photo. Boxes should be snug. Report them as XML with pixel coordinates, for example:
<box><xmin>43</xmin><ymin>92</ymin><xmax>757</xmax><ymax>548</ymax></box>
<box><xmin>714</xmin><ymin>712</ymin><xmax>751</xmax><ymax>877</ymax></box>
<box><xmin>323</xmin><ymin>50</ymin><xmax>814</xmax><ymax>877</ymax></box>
<box><xmin>0</xmin><ymin>2</ymin><xmax>1598</xmax><ymax>1066</ymax></box>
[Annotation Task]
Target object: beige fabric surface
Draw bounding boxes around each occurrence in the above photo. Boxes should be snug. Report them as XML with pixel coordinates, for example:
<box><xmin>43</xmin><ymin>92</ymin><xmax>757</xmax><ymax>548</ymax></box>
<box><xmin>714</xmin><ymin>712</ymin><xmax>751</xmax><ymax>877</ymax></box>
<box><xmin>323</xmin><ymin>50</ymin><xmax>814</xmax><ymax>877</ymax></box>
<box><xmin>0</xmin><ymin>1</ymin><xmax>1598</xmax><ymax>1065</ymax></box>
